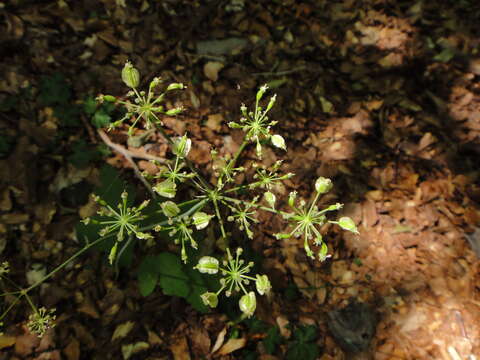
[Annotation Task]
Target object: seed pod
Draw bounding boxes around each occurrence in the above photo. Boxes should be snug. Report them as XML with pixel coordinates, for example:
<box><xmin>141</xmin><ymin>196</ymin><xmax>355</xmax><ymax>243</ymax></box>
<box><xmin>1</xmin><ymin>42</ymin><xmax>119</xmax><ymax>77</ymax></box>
<box><xmin>201</xmin><ymin>292</ymin><xmax>218</xmax><ymax>308</ymax></box>
<box><xmin>196</xmin><ymin>256</ymin><xmax>219</xmax><ymax>274</ymax></box>
<box><xmin>315</xmin><ymin>177</ymin><xmax>333</xmax><ymax>194</ymax></box>
<box><xmin>121</xmin><ymin>61</ymin><xmax>140</xmax><ymax>88</ymax></box>
<box><xmin>161</xmin><ymin>201</ymin><xmax>180</xmax><ymax>218</ymax></box>
<box><xmin>255</xmin><ymin>275</ymin><xmax>271</xmax><ymax>296</ymax></box>
<box><xmin>239</xmin><ymin>292</ymin><xmax>256</xmax><ymax>318</ymax></box>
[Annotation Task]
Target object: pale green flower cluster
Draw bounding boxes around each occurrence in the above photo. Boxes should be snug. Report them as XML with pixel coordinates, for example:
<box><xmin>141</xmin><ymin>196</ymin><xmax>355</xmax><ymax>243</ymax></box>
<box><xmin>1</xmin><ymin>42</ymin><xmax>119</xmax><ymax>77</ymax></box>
<box><xmin>195</xmin><ymin>248</ymin><xmax>271</xmax><ymax>318</ymax></box>
<box><xmin>275</xmin><ymin>177</ymin><xmax>358</xmax><ymax>261</ymax></box>
<box><xmin>27</xmin><ymin>307</ymin><xmax>56</xmax><ymax>337</ymax></box>
<box><xmin>82</xmin><ymin>62</ymin><xmax>360</xmax><ymax>319</ymax></box>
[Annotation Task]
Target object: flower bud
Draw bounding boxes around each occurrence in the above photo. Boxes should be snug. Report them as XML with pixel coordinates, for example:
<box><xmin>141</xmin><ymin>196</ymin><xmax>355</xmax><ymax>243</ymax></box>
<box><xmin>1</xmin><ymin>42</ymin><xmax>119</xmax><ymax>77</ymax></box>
<box><xmin>121</xmin><ymin>61</ymin><xmax>140</xmax><ymax>88</ymax></box>
<box><xmin>201</xmin><ymin>292</ymin><xmax>218</xmax><ymax>308</ymax></box>
<box><xmin>266</xmin><ymin>94</ymin><xmax>277</xmax><ymax>112</ymax></box>
<box><xmin>255</xmin><ymin>275</ymin><xmax>271</xmax><ymax>295</ymax></box>
<box><xmin>165</xmin><ymin>107</ymin><xmax>183</xmax><ymax>116</ymax></box>
<box><xmin>166</xmin><ymin>83</ymin><xmax>184</xmax><ymax>91</ymax></box>
<box><xmin>196</xmin><ymin>256</ymin><xmax>219</xmax><ymax>274</ymax></box>
<box><xmin>239</xmin><ymin>292</ymin><xmax>256</xmax><ymax>318</ymax></box>
<box><xmin>325</xmin><ymin>203</ymin><xmax>343</xmax><ymax>211</ymax></box>
<box><xmin>318</xmin><ymin>242</ymin><xmax>330</xmax><ymax>262</ymax></box>
<box><xmin>256</xmin><ymin>84</ymin><xmax>268</xmax><ymax>103</ymax></box>
<box><xmin>161</xmin><ymin>201</ymin><xmax>180</xmax><ymax>218</ymax></box>
<box><xmin>315</xmin><ymin>177</ymin><xmax>333</xmax><ymax>194</ymax></box>
<box><xmin>154</xmin><ymin>180</ymin><xmax>177</xmax><ymax>198</ymax></box>
<box><xmin>172</xmin><ymin>135</ymin><xmax>191</xmax><ymax>158</ymax></box>
<box><xmin>337</xmin><ymin>217</ymin><xmax>359</xmax><ymax>234</ymax></box>
<box><xmin>288</xmin><ymin>191</ymin><xmax>297</xmax><ymax>207</ymax></box>
<box><xmin>192</xmin><ymin>212</ymin><xmax>212</xmax><ymax>230</ymax></box>
<box><xmin>271</xmin><ymin>134</ymin><xmax>286</xmax><ymax>151</ymax></box>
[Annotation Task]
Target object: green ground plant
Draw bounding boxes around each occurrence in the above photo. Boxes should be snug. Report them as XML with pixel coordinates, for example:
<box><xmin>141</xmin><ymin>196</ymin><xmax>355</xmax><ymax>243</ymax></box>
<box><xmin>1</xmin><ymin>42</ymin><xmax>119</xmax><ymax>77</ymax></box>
<box><xmin>0</xmin><ymin>61</ymin><xmax>358</xmax><ymax>336</ymax></box>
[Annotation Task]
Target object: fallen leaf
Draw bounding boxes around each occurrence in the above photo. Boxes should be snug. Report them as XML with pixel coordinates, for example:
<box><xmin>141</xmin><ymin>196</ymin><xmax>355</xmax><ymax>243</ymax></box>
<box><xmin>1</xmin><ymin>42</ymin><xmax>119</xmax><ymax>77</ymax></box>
<box><xmin>203</xmin><ymin>61</ymin><xmax>224</xmax><ymax>82</ymax></box>
<box><xmin>0</xmin><ymin>334</ymin><xmax>16</xmax><ymax>350</ymax></box>
<box><xmin>112</xmin><ymin>321</ymin><xmax>135</xmax><ymax>341</ymax></box>
<box><xmin>211</xmin><ymin>326</ymin><xmax>227</xmax><ymax>354</ymax></box>
<box><xmin>63</xmin><ymin>337</ymin><xmax>80</xmax><ymax>360</ymax></box>
<box><xmin>169</xmin><ymin>336</ymin><xmax>190</xmax><ymax>360</ymax></box>
<box><xmin>122</xmin><ymin>342</ymin><xmax>149</xmax><ymax>360</ymax></box>
<box><xmin>206</xmin><ymin>113</ymin><xmax>223</xmax><ymax>132</ymax></box>
<box><xmin>218</xmin><ymin>337</ymin><xmax>247</xmax><ymax>356</ymax></box>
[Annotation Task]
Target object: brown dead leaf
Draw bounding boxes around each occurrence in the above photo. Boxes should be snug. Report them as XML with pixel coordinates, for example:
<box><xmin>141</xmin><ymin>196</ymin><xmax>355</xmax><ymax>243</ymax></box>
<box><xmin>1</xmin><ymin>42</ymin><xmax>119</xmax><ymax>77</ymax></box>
<box><xmin>190</xmin><ymin>326</ymin><xmax>210</xmax><ymax>356</ymax></box>
<box><xmin>206</xmin><ymin>113</ymin><xmax>223</xmax><ymax>132</ymax></box>
<box><xmin>217</xmin><ymin>337</ymin><xmax>247</xmax><ymax>356</ymax></box>
<box><xmin>204</xmin><ymin>61</ymin><xmax>224</xmax><ymax>82</ymax></box>
<box><xmin>63</xmin><ymin>337</ymin><xmax>80</xmax><ymax>360</ymax></box>
<box><xmin>169</xmin><ymin>336</ymin><xmax>190</xmax><ymax>360</ymax></box>
<box><xmin>15</xmin><ymin>329</ymin><xmax>40</xmax><ymax>357</ymax></box>
<box><xmin>0</xmin><ymin>334</ymin><xmax>16</xmax><ymax>350</ymax></box>
<box><xmin>211</xmin><ymin>326</ymin><xmax>227</xmax><ymax>354</ymax></box>
<box><xmin>189</xmin><ymin>140</ymin><xmax>211</xmax><ymax>164</ymax></box>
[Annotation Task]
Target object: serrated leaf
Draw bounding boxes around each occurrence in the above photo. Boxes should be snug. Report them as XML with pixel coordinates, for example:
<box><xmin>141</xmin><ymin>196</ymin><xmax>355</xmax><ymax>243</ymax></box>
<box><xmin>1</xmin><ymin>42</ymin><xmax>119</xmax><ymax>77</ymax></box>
<box><xmin>83</xmin><ymin>96</ymin><xmax>97</xmax><ymax>115</ymax></box>
<box><xmin>138</xmin><ymin>256</ymin><xmax>160</xmax><ymax>297</ymax></box>
<box><xmin>286</xmin><ymin>326</ymin><xmax>319</xmax><ymax>360</ymax></box>
<box><xmin>112</xmin><ymin>321</ymin><xmax>135</xmax><ymax>341</ymax></box>
<box><xmin>184</xmin><ymin>267</ymin><xmax>209</xmax><ymax>312</ymax></box>
<box><xmin>263</xmin><ymin>326</ymin><xmax>282</xmax><ymax>355</ymax></box>
<box><xmin>156</xmin><ymin>253</ymin><xmax>190</xmax><ymax>298</ymax></box>
<box><xmin>295</xmin><ymin>325</ymin><xmax>317</xmax><ymax>342</ymax></box>
<box><xmin>286</xmin><ymin>342</ymin><xmax>319</xmax><ymax>360</ymax></box>
<box><xmin>92</xmin><ymin>110</ymin><xmax>112</xmax><ymax>128</ymax></box>
<box><xmin>38</xmin><ymin>73</ymin><xmax>71</xmax><ymax>106</ymax></box>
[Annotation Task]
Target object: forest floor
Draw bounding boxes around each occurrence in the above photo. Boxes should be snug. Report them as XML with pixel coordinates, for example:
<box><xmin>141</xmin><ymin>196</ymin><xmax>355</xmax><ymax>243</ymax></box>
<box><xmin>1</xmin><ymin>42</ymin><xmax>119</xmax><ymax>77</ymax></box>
<box><xmin>1</xmin><ymin>0</ymin><xmax>480</xmax><ymax>359</ymax></box>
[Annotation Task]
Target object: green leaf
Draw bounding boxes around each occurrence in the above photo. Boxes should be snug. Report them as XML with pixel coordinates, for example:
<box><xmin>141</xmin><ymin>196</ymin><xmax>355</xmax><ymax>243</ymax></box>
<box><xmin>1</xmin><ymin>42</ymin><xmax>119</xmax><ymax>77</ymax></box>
<box><xmin>92</xmin><ymin>109</ymin><xmax>112</xmax><ymax>128</ymax></box>
<box><xmin>68</xmin><ymin>140</ymin><xmax>99</xmax><ymax>168</ymax></box>
<box><xmin>184</xmin><ymin>267</ymin><xmax>209</xmax><ymax>312</ymax></box>
<box><xmin>38</xmin><ymin>73</ymin><xmax>71</xmax><ymax>106</ymax></box>
<box><xmin>54</xmin><ymin>103</ymin><xmax>81</xmax><ymax>127</ymax></box>
<box><xmin>263</xmin><ymin>326</ymin><xmax>282</xmax><ymax>354</ymax></box>
<box><xmin>286</xmin><ymin>325</ymin><xmax>319</xmax><ymax>360</ymax></box>
<box><xmin>138</xmin><ymin>256</ymin><xmax>160</xmax><ymax>297</ymax></box>
<box><xmin>83</xmin><ymin>96</ymin><xmax>97</xmax><ymax>115</ymax></box>
<box><xmin>156</xmin><ymin>253</ymin><xmax>190</xmax><ymax>298</ymax></box>
<box><xmin>0</xmin><ymin>135</ymin><xmax>14</xmax><ymax>158</ymax></box>
<box><xmin>294</xmin><ymin>325</ymin><xmax>317</xmax><ymax>342</ymax></box>
<box><xmin>286</xmin><ymin>342</ymin><xmax>319</xmax><ymax>360</ymax></box>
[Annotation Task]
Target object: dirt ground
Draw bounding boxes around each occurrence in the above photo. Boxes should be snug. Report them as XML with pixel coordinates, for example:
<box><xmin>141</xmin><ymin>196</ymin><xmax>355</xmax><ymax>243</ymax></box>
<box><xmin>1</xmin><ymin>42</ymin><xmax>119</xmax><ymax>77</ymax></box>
<box><xmin>1</xmin><ymin>0</ymin><xmax>480</xmax><ymax>359</ymax></box>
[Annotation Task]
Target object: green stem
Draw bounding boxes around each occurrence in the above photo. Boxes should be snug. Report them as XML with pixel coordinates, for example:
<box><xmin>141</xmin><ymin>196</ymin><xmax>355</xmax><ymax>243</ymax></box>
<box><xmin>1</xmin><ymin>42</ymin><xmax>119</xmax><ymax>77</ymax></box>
<box><xmin>153</xmin><ymin>123</ymin><xmax>212</xmax><ymax>191</ymax></box>
<box><xmin>219</xmin><ymin>195</ymin><xmax>288</xmax><ymax>217</ymax></box>
<box><xmin>0</xmin><ymin>296</ymin><xmax>21</xmax><ymax>322</ymax></box>
<box><xmin>212</xmin><ymin>198</ymin><xmax>227</xmax><ymax>241</ymax></box>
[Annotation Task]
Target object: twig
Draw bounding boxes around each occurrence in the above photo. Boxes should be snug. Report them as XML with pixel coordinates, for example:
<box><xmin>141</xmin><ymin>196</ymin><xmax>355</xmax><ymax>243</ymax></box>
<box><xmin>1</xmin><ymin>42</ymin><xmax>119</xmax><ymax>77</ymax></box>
<box><xmin>97</xmin><ymin>129</ymin><xmax>156</xmax><ymax>197</ymax></box>
<box><xmin>252</xmin><ymin>66</ymin><xmax>309</xmax><ymax>77</ymax></box>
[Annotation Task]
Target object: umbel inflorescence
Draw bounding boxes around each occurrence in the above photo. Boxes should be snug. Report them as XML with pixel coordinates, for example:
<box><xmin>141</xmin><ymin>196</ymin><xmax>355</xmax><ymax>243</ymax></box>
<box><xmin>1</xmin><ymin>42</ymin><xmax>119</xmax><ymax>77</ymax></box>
<box><xmin>0</xmin><ymin>61</ymin><xmax>359</xmax><ymax>332</ymax></box>
<box><xmin>86</xmin><ymin>61</ymin><xmax>359</xmax><ymax>317</ymax></box>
